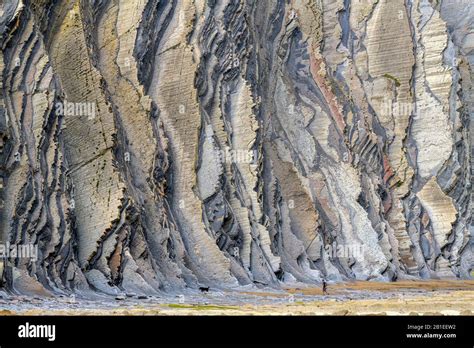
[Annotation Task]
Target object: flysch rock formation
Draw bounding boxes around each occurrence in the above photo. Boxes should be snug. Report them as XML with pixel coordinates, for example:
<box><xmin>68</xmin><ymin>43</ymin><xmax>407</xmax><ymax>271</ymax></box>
<box><xmin>0</xmin><ymin>0</ymin><xmax>472</xmax><ymax>297</ymax></box>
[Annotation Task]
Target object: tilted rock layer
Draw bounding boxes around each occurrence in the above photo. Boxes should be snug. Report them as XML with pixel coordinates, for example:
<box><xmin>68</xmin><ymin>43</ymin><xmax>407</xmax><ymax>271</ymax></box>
<box><xmin>0</xmin><ymin>0</ymin><xmax>472</xmax><ymax>296</ymax></box>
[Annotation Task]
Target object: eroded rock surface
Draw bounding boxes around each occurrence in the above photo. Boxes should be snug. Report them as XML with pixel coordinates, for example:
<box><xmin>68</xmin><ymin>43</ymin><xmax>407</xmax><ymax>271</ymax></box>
<box><xmin>0</xmin><ymin>0</ymin><xmax>472</xmax><ymax>296</ymax></box>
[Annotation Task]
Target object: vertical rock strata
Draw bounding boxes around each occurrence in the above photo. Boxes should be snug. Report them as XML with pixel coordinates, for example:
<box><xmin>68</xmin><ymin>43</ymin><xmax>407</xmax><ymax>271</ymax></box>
<box><xmin>0</xmin><ymin>0</ymin><xmax>472</xmax><ymax>295</ymax></box>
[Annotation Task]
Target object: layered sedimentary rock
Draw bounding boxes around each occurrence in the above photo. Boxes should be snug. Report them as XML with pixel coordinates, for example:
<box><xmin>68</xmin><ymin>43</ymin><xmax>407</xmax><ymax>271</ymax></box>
<box><xmin>0</xmin><ymin>0</ymin><xmax>472</xmax><ymax>296</ymax></box>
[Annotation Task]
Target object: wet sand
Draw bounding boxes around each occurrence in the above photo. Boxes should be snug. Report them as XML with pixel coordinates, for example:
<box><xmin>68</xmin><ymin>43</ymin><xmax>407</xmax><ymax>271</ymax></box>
<box><xmin>1</xmin><ymin>280</ymin><xmax>473</xmax><ymax>316</ymax></box>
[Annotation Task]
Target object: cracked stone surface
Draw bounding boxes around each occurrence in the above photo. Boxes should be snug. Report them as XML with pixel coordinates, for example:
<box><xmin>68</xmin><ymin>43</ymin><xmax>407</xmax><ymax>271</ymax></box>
<box><xmin>0</xmin><ymin>0</ymin><xmax>472</xmax><ymax>298</ymax></box>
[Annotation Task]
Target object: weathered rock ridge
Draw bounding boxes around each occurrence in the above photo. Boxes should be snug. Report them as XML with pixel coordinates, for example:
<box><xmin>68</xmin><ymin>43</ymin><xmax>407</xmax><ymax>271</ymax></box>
<box><xmin>0</xmin><ymin>0</ymin><xmax>472</xmax><ymax>296</ymax></box>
